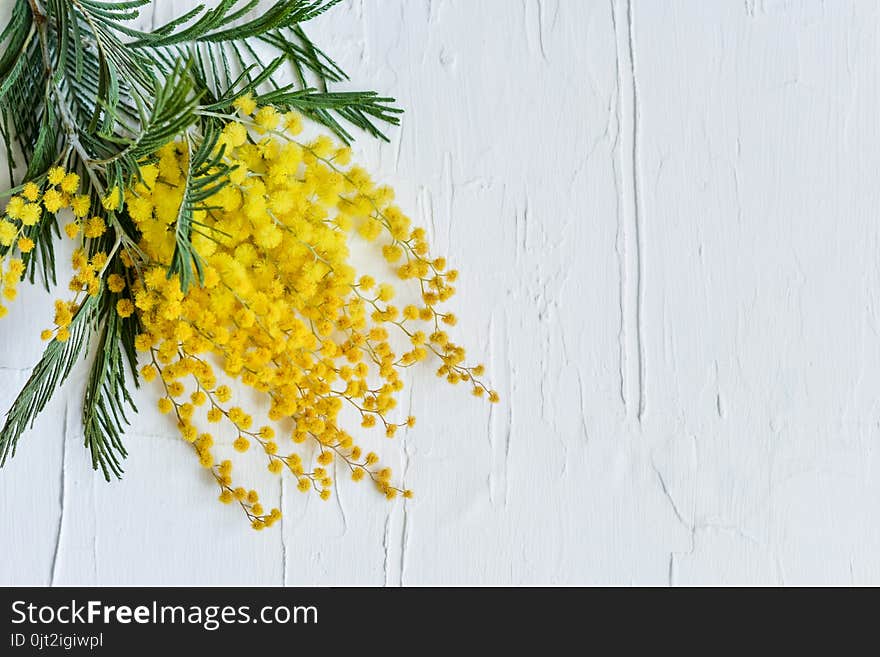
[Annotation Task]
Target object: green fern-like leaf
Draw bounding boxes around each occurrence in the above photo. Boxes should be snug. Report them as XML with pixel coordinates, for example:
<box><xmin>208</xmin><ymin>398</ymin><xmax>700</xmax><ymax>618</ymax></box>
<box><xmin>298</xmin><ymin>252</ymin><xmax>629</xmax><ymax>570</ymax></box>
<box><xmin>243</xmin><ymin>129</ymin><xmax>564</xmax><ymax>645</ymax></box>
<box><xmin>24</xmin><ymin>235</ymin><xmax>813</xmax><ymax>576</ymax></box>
<box><xmin>0</xmin><ymin>293</ymin><xmax>101</xmax><ymax>465</ymax></box>
<box><xmin>0</xmin><ymin>0</ymin><xmax>401</xmax><ymax>478</ymax></box>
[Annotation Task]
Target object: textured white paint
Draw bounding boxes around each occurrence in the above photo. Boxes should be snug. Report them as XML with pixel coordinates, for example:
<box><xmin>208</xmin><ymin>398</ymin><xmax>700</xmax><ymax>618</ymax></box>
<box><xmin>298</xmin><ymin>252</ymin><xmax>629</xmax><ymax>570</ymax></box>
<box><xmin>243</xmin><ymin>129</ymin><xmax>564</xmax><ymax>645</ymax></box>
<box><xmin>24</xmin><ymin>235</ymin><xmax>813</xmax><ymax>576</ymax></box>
<box><xmin>2</xmin><ymin>0</ymin><xmax>880</xmax><ymax>585</ymax></box>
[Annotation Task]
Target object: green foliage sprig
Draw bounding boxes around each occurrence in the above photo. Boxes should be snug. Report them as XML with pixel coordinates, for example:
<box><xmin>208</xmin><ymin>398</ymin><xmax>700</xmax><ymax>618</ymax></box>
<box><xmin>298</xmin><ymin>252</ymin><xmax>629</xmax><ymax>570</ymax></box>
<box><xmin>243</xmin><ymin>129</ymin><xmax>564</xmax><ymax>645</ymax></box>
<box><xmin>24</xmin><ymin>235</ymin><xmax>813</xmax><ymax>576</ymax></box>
<box><xmin>0</xmin><ymin>0</ymin><xmax>401</xmax><ymax>479</ymax></box>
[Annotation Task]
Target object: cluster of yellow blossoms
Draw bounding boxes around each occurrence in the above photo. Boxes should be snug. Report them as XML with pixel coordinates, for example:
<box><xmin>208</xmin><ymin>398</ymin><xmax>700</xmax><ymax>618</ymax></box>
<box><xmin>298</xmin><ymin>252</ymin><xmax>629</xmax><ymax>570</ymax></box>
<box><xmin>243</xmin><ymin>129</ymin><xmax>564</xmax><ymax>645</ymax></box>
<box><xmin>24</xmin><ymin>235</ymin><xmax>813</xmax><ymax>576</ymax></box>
<box><xmin>3</xmin><ymin>98</ymin><xmax>496</xmax><ymax>530</ymax></box>
<box><xmin>131</xmin><ymin>98</ymin><xmax>498</xmax><ymax>529</ymax></box>
<box><xmin>0</xmin><ymin>167</ymin><xmax>90</xmax><ymax>319</ymax></box>
<box><xmin>125</xmin><ymin>99</ymin><xmax>495</xmax><ymax>529</ymax></box>
<box><xmin>0</xmin><ymin>166</ymin><xmax>122</xmax><ymax>341</ymax></box>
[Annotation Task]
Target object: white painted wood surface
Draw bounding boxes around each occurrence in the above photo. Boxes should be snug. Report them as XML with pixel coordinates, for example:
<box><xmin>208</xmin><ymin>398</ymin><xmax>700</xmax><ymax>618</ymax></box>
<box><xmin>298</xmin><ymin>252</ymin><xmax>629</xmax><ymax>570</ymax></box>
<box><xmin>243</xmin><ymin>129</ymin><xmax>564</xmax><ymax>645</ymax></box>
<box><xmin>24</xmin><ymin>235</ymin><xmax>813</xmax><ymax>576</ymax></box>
<box><xmin>3</xmin><ymin>0</ymin><xmax>880</xmax><ymax>585</ymax></box>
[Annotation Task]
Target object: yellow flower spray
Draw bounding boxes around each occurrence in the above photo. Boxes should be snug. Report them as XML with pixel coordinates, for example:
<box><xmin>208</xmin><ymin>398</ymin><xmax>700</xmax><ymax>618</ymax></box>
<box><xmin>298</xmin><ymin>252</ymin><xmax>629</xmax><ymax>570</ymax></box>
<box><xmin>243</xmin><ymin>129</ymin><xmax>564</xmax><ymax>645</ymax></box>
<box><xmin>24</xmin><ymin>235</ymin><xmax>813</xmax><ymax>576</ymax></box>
<box><xmin>12</xmin><ymin>98</ymin><xmax>496</xmax><ymax>529</ymax></box>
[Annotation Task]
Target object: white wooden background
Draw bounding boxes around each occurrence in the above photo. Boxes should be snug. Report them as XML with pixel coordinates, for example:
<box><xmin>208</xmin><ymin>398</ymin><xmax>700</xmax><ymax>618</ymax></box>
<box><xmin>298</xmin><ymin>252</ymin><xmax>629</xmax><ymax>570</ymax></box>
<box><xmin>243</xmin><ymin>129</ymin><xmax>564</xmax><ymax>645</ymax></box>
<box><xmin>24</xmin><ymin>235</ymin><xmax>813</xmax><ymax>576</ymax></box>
<box><xmin>3</xmin><ymin>0</ymin><xmax>880</xmax><ymax>586</ymax></box>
